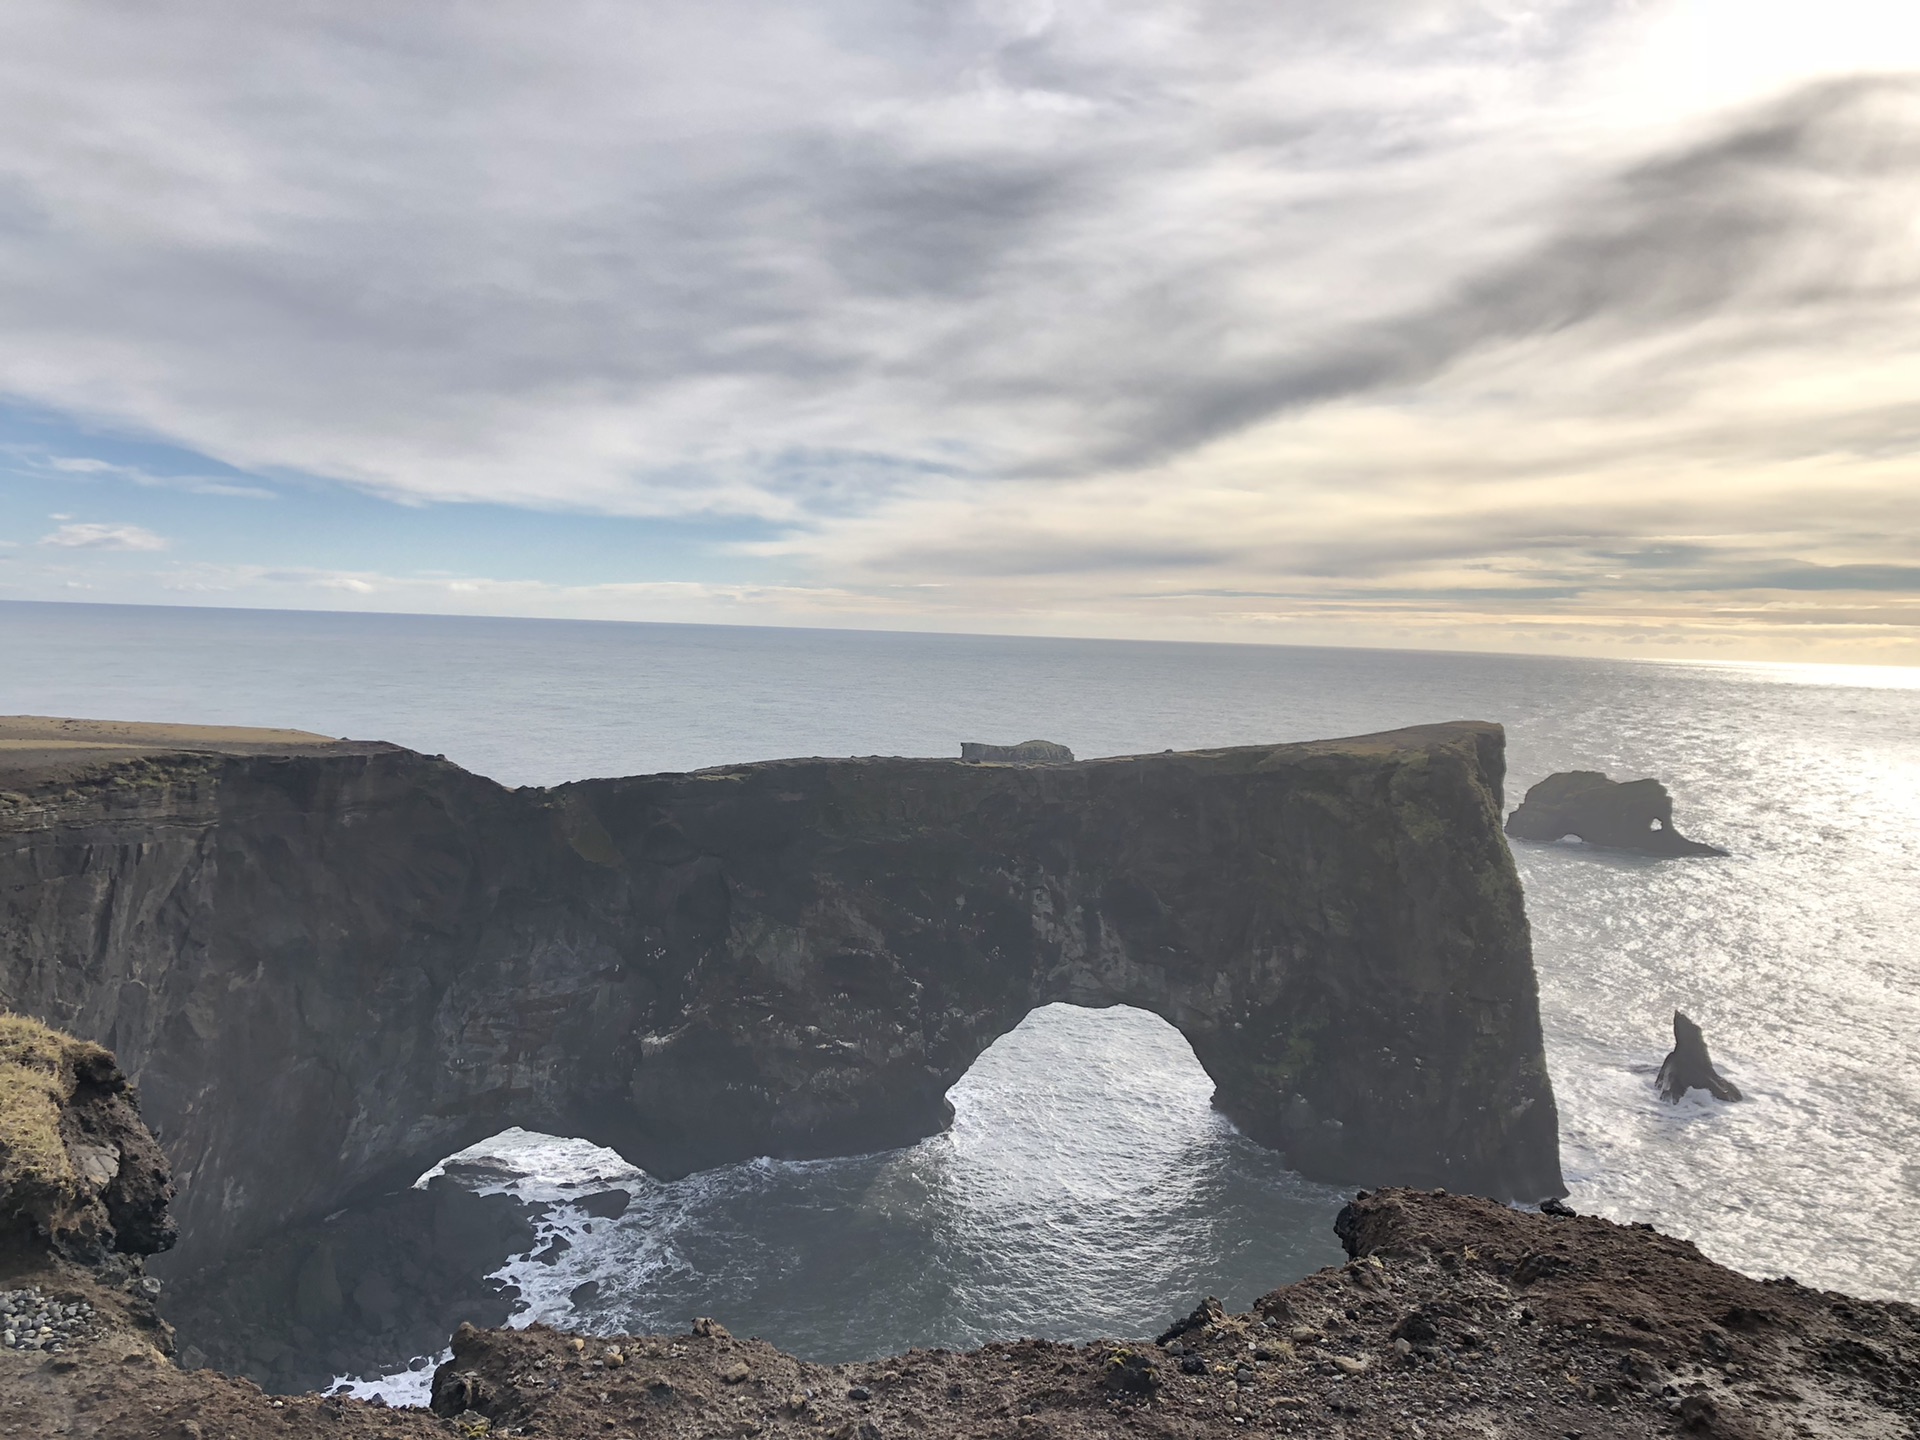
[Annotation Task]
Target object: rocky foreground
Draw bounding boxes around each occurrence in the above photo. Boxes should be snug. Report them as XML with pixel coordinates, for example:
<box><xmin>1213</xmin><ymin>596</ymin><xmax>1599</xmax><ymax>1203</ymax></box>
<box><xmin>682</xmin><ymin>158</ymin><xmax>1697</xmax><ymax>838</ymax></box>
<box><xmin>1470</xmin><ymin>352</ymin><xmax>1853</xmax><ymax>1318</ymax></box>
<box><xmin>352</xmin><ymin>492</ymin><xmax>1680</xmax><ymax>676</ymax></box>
<box><xmin>0</xmin><ymin>1184</ymin><xmax>1913</xmax><ymax>1439</ymax></box>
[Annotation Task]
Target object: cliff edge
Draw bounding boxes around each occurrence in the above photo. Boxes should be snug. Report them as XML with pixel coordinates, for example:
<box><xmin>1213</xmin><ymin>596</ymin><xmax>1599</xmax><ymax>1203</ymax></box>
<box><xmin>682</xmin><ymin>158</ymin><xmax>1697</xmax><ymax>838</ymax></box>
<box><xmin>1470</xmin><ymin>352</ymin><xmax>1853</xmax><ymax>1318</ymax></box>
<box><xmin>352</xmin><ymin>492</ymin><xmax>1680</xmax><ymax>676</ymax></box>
<box><xmin>0</xmin><ymin>717</ymin><xmax>1562</xmax><ymax>1278</ymax></box>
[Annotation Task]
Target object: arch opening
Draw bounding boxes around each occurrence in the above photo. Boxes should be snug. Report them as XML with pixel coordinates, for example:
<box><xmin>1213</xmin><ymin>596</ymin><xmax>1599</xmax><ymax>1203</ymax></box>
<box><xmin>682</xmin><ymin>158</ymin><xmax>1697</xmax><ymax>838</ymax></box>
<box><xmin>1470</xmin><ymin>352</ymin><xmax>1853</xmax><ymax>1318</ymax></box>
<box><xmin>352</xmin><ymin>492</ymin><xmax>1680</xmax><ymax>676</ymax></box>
<box><xmin>160</xmin><ymin>1005</ymin><xmax>1348</xmax><ymax>1403</ymax></box>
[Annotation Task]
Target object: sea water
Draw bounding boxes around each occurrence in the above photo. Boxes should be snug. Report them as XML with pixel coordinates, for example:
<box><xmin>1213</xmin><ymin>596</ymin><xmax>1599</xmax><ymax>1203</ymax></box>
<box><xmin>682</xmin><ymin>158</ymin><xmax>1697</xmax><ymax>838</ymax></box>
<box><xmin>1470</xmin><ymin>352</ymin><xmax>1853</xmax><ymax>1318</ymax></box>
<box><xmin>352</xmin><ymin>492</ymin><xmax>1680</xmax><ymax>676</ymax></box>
<box><xmin>2</xmin><ymin>602</ymin><xmax>1916</xmax><ymax>1400</ymax></box>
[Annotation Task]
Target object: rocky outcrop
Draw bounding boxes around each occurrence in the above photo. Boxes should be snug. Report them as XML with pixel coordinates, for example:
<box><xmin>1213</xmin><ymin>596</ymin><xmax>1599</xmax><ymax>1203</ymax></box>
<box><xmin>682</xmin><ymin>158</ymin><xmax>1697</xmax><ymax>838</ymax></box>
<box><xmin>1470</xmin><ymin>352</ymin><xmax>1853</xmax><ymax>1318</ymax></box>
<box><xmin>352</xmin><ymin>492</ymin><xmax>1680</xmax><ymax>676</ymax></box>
<box><xmin>0</xmin><ymin>719</ymin><xmax>1562</xmax><ymax>1278</ymax></box>
<box><xmin>6</xmin><ymin>1186</ymin><xmax>1915</xmax><ymax>1439</ymax></box>
<box><xmin>1657</xmin><ymin>1012</ymin><xmax>1742</xmax><ymax>1103</ymax></box>
<box><xmin>1505</xmin><ymin>770</ymin><xmax>1728</xmax><ymax>856</ymax></box>
<box><xmin>162</xmin><ymin>1166</ymin><xmax>539</xmax><ymax>1392</ymax></box>
<box><xmin>959</xmin><ymin>740</ymin><xmax>1075</xmax><ymax>763</ymax></box>
<box><xmin>0</xmin><ymin>1012</ymin><xmax>174</xmax><ymax>1263</ymax></box>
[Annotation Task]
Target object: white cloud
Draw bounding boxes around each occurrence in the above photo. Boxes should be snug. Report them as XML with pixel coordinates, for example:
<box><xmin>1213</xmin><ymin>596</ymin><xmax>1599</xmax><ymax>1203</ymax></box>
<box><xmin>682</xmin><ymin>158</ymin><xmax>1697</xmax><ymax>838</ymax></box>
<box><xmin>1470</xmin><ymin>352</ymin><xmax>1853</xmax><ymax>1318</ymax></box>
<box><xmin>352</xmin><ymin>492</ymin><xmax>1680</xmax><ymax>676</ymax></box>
<box><xmin>38</xmin><ymin>522</ymin><xmax>170</xmax><ymax>551</ymax></box>
<box><xmin>0</xmin><ymin>2</ymin><xmax>1915</xmax><ymax>658</ymax></box>
<box><xmin>35</xmin><ymin>453</ymin><xmax>274</xmax><ymax>498</ymax></box>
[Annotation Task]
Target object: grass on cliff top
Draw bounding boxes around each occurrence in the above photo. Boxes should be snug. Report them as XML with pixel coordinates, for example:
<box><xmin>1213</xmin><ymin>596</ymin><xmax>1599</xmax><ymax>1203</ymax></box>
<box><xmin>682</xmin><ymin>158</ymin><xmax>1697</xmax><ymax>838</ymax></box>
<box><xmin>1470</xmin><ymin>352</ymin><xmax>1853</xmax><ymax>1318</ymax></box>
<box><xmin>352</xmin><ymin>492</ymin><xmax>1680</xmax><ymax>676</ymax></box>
<box><xmin>0</xmin><ymin>1013</ymin><xmax>107</xmax><ymax>1196</ymax></box>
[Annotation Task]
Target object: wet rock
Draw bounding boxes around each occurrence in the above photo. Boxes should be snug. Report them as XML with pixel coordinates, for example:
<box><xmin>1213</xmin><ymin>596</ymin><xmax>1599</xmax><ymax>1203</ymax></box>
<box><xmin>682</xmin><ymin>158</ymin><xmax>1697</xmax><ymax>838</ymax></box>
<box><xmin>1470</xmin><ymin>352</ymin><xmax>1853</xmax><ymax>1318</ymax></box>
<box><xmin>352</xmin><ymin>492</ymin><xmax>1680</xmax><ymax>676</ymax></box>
<box><xmin>293</xmin><ymin>1245</ymin><xmax>345</xmax><ymax>1326</ymax></box>
<box><xmin>0</xmin><ymin>1014</ymin><xmax>176</xmax><ymax>1263</ymax></box>
<box><xmin>1540</xmin><ymin>1197</ymin><xmax>1576</xmax><ymax>1217</ymax></box>
<box><xmin>1505</xmin><ymin>771</ymin><xmax>1728</xmax><ymax>856</ymax></box>
<box><xmin>576</xmin><ymin>1189</ymin><xmax>631</xmax><ymax>1220</ymax></box>
<box><xmin>159</xmin><ymin>1174</ymin><xmax>538</xmax><ymax>1394</ymax></box>
<box><xmin>1657</xmin><ymin>1012</ymin><xmax>1742</xmax><ymax>1103</ymax></box>
<box><xmin>5</xmin><ymin>720</ymin><xmax>1562</xmax><ymax>1285</ymax></box>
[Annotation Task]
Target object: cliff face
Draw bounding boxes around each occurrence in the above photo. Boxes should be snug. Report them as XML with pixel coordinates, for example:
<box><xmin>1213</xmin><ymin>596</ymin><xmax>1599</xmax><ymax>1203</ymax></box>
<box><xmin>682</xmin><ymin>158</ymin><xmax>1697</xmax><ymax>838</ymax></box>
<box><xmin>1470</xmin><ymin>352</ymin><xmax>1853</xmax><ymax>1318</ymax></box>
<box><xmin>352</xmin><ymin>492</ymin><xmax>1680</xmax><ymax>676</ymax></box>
<box><xmin>0</xmin><ymin>720</ymin><xmax>1561</xmax><ymax>1272</ymax></box>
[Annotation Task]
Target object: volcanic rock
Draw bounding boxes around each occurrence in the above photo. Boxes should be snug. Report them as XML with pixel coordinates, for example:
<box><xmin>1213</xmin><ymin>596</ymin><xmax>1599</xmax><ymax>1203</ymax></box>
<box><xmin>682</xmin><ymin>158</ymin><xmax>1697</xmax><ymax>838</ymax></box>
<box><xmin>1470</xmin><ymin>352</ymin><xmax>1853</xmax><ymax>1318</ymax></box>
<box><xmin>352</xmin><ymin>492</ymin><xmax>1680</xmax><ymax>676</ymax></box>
<box><xmin>0</xmin><ymin>1118</ymin><xmax>1913</xmax><ymax>1440</ymax></box>
<box><xmin>0</xmin><ymin>1013</ymin><xmax>174</xmax><ymax>1264</ymax></box>
<box><xmin>959</xmin><ymin>739</ymin><xmax>1074</xmax><ymax>763</ymax></box>
<box><xmin>1657</xmin><ymin>1011</ymin><xmax>1743</xmax><ymax>1103</ymax></box>
<box><xmin>1505</xmin><ymin>770</ymin><xmax>1729</xmax><ymax>856</ymax></box>
<box><xmin>159</xmin><ymin>1170</ymin><xmax>539</xmax><ymax>1392</ymax></box>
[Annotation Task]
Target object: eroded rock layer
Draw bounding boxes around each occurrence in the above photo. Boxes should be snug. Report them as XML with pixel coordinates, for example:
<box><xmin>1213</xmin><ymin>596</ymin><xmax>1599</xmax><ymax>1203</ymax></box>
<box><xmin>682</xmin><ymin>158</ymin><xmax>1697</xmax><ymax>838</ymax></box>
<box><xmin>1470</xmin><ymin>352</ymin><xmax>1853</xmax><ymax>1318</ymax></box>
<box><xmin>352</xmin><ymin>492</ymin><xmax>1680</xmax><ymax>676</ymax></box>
<box><xmin>0</xmin><ymin>719</ymin><xmax>1562</xmax><ymax>1272</ymax></box>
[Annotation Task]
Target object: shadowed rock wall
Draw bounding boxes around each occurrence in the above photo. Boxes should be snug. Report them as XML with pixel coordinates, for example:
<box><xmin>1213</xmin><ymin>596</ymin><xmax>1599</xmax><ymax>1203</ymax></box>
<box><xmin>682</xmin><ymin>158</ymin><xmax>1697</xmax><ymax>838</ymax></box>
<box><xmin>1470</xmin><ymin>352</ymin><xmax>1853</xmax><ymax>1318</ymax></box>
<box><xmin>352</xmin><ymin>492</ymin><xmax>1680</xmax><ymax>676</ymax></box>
<box><xmin>0</xmin><ymin>721</ymin><xmax>1562</xmax><ymax>1274</ymax></box>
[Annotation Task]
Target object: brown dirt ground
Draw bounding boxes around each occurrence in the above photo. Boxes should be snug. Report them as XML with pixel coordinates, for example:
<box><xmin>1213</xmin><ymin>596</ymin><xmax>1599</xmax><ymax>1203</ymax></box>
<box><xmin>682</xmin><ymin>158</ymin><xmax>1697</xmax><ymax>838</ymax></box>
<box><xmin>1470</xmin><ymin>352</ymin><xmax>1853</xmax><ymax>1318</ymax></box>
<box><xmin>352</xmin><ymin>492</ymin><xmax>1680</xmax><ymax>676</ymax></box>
<box><xmin>0</xmin><ymin>716</ymin><xmax>385</xmax><ymax>792</ymax></box>
<box><xmin>0</xmin><ymin>1189</ymin><xmax>1913</xmax><ymax>1439</ymax></box>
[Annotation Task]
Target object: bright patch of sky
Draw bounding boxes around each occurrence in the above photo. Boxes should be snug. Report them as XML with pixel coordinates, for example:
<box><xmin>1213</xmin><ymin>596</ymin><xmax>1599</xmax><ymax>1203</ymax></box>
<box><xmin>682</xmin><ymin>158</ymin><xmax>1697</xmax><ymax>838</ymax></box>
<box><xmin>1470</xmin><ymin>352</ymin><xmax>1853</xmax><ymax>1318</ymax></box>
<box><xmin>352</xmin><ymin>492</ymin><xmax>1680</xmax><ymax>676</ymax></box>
<box><xmin>1</xmin><ymin>0</ymin><xmax>1918</xmax><ymax>661</ymax></box>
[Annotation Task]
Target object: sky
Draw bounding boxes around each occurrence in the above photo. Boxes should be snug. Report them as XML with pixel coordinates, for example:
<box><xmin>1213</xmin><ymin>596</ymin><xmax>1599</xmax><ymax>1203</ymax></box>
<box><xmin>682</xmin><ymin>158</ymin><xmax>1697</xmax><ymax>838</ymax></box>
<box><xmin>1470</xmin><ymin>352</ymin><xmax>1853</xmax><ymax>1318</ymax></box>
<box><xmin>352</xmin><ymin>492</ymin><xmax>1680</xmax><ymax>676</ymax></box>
<box><xmin>2</xmin><ymin>0</ymin><xmax>1919</xmax><ymax>663</ymax></box>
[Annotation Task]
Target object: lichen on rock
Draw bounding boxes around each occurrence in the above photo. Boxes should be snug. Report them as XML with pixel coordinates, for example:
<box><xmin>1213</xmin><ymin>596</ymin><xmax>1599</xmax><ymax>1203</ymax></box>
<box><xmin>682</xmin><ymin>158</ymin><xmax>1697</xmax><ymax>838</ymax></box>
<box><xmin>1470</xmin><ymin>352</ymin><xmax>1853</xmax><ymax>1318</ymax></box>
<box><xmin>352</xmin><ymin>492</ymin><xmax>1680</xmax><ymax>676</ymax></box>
<box><xmin>0</xmin><ymin>1012</ymin><xmax>175</xmax><ymax>1261</ymax></box>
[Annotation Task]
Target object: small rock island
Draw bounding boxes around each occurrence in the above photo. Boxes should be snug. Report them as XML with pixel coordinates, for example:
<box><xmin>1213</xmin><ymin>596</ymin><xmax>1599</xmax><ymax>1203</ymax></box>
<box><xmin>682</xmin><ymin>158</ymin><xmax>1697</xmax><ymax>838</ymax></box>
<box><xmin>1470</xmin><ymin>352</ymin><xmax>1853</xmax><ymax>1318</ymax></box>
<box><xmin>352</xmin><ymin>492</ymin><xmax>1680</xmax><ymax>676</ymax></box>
<box><xmin>1505</xmin><ymin>770</ymin><xmax>1729</xmax><ymax>856</ymax></box>
<box><xmin>1657</xmin><ymin>1011</ymin><xmax>1743</xmax><ymax>1103</ymax></box>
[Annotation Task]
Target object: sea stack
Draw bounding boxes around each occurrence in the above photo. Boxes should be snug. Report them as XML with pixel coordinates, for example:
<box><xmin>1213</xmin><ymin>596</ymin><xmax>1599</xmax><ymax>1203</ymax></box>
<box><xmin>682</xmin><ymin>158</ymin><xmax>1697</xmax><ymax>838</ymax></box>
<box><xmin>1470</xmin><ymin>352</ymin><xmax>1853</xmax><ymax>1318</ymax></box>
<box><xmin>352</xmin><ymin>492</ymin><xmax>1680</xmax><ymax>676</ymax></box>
<box><xmin>1505</xmin><ymin>770</ymin><xmax>1728</xmax><ymax>856</ymax></box>
<box><xmin>1656</xmin><ymin>1011</ymin><xmax>1742</xmax><ymax>1103</ymax></box>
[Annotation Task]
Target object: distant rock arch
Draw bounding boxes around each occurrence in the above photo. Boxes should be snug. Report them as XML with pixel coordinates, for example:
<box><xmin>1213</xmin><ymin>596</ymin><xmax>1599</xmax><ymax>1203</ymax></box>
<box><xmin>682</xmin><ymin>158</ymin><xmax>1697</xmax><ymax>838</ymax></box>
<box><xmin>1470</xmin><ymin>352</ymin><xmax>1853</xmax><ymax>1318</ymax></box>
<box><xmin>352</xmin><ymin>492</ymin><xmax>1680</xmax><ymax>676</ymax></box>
<box><xmin>1505</xmin><ymin>771</ymin><xmax>1728</xmax><ymax>856</ymax></box>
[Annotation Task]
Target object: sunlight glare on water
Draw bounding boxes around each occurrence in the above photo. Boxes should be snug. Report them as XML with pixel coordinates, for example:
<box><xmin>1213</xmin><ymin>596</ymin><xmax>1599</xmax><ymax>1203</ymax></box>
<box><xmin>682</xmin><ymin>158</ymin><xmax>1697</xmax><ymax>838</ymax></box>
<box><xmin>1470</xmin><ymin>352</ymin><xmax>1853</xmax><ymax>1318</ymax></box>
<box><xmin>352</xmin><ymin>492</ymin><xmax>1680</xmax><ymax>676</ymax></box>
<box><xmin>482</xmin><ymin>1005</ymin><xmax>1344</xmax><ymax>1360</ymax></box>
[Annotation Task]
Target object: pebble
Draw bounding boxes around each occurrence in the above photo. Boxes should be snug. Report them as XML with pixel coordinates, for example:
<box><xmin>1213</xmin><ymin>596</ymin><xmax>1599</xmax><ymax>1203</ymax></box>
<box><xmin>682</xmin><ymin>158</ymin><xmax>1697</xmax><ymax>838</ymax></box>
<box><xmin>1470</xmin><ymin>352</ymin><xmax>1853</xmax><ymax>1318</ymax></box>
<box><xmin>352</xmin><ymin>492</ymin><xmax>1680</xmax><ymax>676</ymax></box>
<box><xmin>0</xmin><ymin>1288</ymin><xmax>93</xmax><ymax>1352</ymax></box>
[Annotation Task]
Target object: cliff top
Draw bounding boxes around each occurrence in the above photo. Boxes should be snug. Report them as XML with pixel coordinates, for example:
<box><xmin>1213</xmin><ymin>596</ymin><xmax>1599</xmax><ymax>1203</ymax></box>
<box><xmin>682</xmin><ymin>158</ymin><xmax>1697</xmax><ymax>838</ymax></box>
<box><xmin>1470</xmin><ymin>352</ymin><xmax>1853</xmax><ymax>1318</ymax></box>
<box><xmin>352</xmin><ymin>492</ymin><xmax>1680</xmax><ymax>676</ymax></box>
<box><xmin>0</xmin><ymin>715</ymin><xmax>388</xmax><ymax>790</ymax></box>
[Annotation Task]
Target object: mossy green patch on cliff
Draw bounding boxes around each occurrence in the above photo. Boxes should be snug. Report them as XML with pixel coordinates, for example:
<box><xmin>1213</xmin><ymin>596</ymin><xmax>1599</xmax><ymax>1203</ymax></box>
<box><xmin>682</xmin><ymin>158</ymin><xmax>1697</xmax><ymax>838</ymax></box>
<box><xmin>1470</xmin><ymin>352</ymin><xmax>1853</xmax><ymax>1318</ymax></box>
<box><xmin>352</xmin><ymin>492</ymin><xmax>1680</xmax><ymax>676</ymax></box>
<box><xmin>0</xmin><ymin>1012</ymin><xmax>108</xmax><ymax>1200</ymax></box>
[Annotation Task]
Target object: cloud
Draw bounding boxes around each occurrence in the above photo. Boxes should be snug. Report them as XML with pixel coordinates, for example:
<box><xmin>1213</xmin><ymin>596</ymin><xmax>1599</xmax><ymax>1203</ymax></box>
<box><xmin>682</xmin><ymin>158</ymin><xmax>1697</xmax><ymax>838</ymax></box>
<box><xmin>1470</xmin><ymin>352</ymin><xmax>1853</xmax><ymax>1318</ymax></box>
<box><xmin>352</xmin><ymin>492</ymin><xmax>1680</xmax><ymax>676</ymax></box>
<box><xmin>0</xmin><ymin>2</ymin><xmax>1916</xmax><ymax>660</ymax></box>
<box><xmin>35</xmin><ymin>453</ymin><xmax>275</xmax><ymax>498</ymax></box>
<box><xmin>1</xmin><ymin>0</ymin><xmax>1863</xmax><ymax>516</ymax></box>
<box><xmin>38</xmin><ymin>522</ymin><xmax>169</xmax><ymax>551</ymax></box>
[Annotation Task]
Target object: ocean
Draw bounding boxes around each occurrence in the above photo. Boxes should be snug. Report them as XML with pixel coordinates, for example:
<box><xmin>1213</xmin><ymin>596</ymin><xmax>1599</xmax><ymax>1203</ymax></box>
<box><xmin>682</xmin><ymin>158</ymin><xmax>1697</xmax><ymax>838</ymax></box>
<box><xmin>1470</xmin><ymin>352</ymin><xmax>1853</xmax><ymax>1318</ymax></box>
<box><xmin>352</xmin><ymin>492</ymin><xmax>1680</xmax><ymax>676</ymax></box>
<box><xmin>3</xmin><ymin>600</ymin><xmax>1916</xmax><ymax>1400</ymax></box>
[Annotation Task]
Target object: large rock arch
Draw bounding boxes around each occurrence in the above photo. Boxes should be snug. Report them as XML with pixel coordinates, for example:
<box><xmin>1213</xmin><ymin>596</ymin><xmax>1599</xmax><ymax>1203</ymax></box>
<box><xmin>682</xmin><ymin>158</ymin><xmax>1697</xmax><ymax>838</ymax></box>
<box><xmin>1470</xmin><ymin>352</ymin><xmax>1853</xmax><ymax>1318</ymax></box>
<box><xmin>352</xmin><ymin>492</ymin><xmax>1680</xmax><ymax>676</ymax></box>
<box><xmin>0</xmin><ymin>719</ymin><xmax>1562</xmax><ymax>1273</ymax></box>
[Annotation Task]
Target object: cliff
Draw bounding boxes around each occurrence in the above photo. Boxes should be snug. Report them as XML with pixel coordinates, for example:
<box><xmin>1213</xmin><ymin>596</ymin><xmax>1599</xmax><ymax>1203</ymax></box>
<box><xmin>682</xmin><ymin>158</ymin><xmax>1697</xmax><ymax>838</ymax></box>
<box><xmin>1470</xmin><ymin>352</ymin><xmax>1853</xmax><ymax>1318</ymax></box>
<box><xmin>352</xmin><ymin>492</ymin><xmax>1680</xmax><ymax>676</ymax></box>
<box><xmin>0</xmin><ymin>716</ymin><xmax>1562</xmax><ymax>1276</ymax></box>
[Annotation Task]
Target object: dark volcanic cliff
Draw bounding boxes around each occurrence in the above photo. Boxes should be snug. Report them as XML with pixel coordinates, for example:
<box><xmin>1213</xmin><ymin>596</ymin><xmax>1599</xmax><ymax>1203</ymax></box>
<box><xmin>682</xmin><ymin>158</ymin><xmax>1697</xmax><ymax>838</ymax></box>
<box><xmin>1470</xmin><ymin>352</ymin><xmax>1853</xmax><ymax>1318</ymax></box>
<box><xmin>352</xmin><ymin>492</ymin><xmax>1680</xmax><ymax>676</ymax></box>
<box><xmin>0</xmin><ymin>719</ymin><xmax>1562</xmax><ymax>1273</ymax></box>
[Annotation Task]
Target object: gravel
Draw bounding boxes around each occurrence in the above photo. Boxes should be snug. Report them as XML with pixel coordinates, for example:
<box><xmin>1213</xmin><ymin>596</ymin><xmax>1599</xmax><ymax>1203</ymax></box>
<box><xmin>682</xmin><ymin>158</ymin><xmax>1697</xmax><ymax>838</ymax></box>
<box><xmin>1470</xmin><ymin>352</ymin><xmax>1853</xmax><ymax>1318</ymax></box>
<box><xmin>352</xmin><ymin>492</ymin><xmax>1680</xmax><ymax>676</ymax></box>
<box><xmin>0</xmin><ymin>1287</ymin><xmax>93</xmax><ymax>1352</ymax></box>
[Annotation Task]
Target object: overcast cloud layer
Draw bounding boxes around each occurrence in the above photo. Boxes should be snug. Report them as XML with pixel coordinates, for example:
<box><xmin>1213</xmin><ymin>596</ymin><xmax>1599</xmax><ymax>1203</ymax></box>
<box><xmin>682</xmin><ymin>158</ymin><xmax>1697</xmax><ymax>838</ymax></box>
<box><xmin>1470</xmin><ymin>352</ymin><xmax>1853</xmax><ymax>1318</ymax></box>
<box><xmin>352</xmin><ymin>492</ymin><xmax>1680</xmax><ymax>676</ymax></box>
<box><xmin>2</xmin><ymin>0</ymin><xmax>1919</xmax><ymax>661</ymax></box>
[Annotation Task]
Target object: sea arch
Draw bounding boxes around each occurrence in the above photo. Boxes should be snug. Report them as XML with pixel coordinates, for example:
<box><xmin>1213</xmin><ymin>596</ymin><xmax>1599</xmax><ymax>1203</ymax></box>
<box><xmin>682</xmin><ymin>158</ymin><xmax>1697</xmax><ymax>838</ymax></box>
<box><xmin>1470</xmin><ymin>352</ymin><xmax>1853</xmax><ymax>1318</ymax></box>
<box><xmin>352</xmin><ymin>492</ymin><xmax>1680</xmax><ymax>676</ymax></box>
<box><xmin>0</xmin><ymin>720</ymin><xmax>1563</xmax><ymax>1275</ymax></box>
